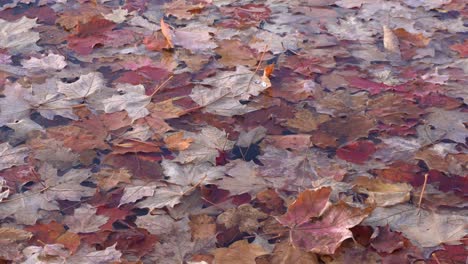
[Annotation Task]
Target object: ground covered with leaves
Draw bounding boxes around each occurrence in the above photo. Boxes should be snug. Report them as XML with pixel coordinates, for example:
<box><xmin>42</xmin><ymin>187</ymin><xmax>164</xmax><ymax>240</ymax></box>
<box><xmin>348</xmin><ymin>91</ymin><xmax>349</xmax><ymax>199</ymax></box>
<box><xmin>0</xmin><ymin>0</ymin><xmax>467</xmax><ymax>263</ymax></box>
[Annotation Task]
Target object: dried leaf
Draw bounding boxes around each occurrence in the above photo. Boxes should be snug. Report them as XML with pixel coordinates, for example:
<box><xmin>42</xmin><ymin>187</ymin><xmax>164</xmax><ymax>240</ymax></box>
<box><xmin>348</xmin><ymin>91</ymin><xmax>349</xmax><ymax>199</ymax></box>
<box><xmin>213</xmin><ymin>240</ymin><xmax>267</xmax><ymax>264</ymax></box>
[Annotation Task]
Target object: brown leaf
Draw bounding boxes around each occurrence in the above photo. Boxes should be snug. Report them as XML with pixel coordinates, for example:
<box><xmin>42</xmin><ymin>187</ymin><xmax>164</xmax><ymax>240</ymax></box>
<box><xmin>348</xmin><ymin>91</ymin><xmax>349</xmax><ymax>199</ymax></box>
<box><xmin>164</xmin><ymin>131</ymin><xmax>193</xmax><ymax>151</ymax></box>
<box><xmin>383</xmin><ymin>25</ymin><xmax>400</xmax><ymax>56</ymax></box>
<box><xmin>217</xmin><ymin>204</ymin><xmax>268</xmax><ymax>234</ymax></box>
<box><xmin>63</xmin><ymin>204</ymin><xmax>108</xmax><ymax>233</ymax></box>
<box><xmin>353</xmin><ymin>176</ymin><xmax>412</xmax><ymax>207</ymax></box>
<box><xmin>160</xmin><ymin>19</ymin><xmax>174</xmax><ymax>49</ymax></box>
<box><xmin>269</xmin><ymin>241</ymin><xmax>319</xmax><ymax>264</ymax></box>
<box><xmin>277</xmin><ymin>187</ymin><xmax>331</xmax><ymax>227</ymax></box>
<box><xmin>213</xmin><ymin>240</ymin><xmax>267</xmax><ymax>264</ymax></box>
<box><xmin>261</xmin><ymin>135</ymin><xmax>312</xmax><ymax>150</ymax></box>
<box><xmin>189</xmin><ymin>214</ymin><xmax>217</xmax><ymax>240</ymax></box>
<box><xmin>286</xmin><ymin>202</ymin><xmax>371</xmax><ymax>254</ymax></box>
<box><xmin>284</xmin><ymin>108</ymin><xmax>330</xmax><ymax>133</ymax></box>
<box><xmin>215</xmin><ymin>39</ymin><xmax>257</xmax><ymax>67</ymax></box>
<box><xmin>370</xmin><ymin>226</ymin><xmax>405</xmax><ymax>253</ymax></box>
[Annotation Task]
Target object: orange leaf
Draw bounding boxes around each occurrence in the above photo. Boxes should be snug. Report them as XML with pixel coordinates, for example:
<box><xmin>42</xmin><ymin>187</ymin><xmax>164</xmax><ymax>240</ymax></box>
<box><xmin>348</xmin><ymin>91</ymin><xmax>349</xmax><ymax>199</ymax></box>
<box><xmin>393</xmin><ymin>28</ymin><xmax>430</xmax><ymax>47</ymax></box>
<box><xmin>263</xmin><ymin>63</ymin><xmax>275</xmax><ymax>78</ymax></box>
<box><xmin>164</xmin><ymin>131</ymin><xmax>193</xmax><ymax>151</ymax></box>
<box><xmin>160</xmin><ymin>19</ymin><xmax>174</xmax><ymax>48</ymax></box>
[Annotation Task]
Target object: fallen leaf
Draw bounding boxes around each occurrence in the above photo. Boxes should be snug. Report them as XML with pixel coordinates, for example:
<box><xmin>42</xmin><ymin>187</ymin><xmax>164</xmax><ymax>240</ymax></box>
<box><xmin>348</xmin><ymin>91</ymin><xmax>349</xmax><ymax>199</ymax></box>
<box><xmin>217</xmin><ymin>204</ymin><xmax>268</xmax><ymax>234</ymax></box>
<box><xmin>189</xmin><ymin>66</ymin><xmax>271</xmax><ymax>116</ymax></box>
<box><xmin>57</xmin><ymin>72</ymin><xmax>104</xmax><ymax>100</ymax></box>
<box><xmin>174</xmin><ymin>126</ymin><xmax>235</xmax><ymax>164</ymax></box>
<box><xmin>353</xmin><ymin>177</ymin><xmax>412</xmax><ymax>207</ymax></box>
<box><xmin>370</xmin><ymin>225</ymin><xmax>405</xmax><ymax>253</ymax></box>
<box><xmin>362</xmin><ymin>204</ymin><xmax>468</xmax><ymax>247</ymax></box>
<box><xmin>160</xmin><ymin>19</ymin><xmax>174</xmax><ymax>48</ymax></box>
<box><xmin>336</xmin><ymin>141</ymin><xmax>376</xmax><ymax>164</ymax></box>
<box><xmin>0</xmin><ymin>17</ymin><xmax>40</xmax><ymax>53</ymax></box>
<box><xmin>284</xmin><ymin>202</ymin><xmax>371</xmax><ymax>254</ymax></box>
<box><xmin>213</xmin><ymin>240</ymin><xmax>267</xmax><ymax>264</ymax></box>
<box><xmin>217</xmin><ymin>160</ymin><xmax>268</xmax><ymax>195</ymax></box>
<box><xmin>102</xmin><ymin>84</ymin><xmax>151</xmax><ymax>121</ymax></box>
<box><xmin>284</xmin><ymin>108</ymin><xmax>331</xmax><ymax>133</ymax></box>
<box><xmin>189</xmin><ymin>214</ymin><xmax>217</xmax><ymax>240</ymax></box>
<box><xmin>22</xmin><ymin>53</ymin><xmax>67</xmax><ymax>71</ymax></box>
<box><xmin>0</xmin><ymin>143</ymin><xmax>29</xmax><ymax>171</ymax></box>
<box><xmin>63</xmin><ymin>204</ymin><xmax>109</xmax><ymax>233</ymax></box>
<box><xmin>269</xmin><ymin>241</ymin><xmax>319</xmax><ymax>264</ymax></box>
<box><xmin>276</xmin><ymin>187</ymin><xmax>331</xmax><ymax>227</ymax></box>
<box><xmin>164</xmin><ymin>131</ymin><xmax>193</xmax><ymax>151</ymax></box>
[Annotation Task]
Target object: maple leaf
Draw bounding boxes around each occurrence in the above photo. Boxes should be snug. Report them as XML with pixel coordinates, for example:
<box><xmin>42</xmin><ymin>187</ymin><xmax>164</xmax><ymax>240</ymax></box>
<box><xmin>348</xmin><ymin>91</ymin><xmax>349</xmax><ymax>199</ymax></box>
<box><xmin>93</xmin><ymin>168</ymin><xmax>132</xmax><ymax>191</ymax></box>
<box><xmin>134</xmin><ymin>211</ymin><xmax>169</xmax><ymax>233</ymax></box>
<box><xmin>63</xmin><ymin>204</ymin><xmax>109</xmax><ymax>233</ymax></box>
<box><xmin>173</xmin><ymin>24</ymin><xmax>217</xmax><ymax>51</ymax></box>
<box><xmin>416</xmin><ymin>108</ymin><xmax>467</xmax><ymax>144</ymax></box>
<box><xmin>362</xmin><ymin>204</ymin><xmax>468</xmax><ymax>248</ymax></box>
<box><xmin>284</xmin><ymin>108</ymin><xmax>331</xmax><ymax>133</ymax></box>
<box><xmin>0</xmin><ymin>81</ymin><xmax>78</xmax><ymax>126</ymax></box>
<box><xmin>119</xmin><ymin>182</ymin><xmax>163</xmax><ymax>206</ymax></box>
<box><xmin>22</xmin><ymin>53</ymin><xmax>67</xmax><ymax>71</ymax></box>
<box><xmin>136</xmin><ymin>184</ymin><xmax>187</xmax><ymax>210</ymax></box>
<box><xmin>217</xmin><ymin>204</ymin><xmax>268</xmax><ymax>234</ymax></box>
<box><xmin>257</xmin><ymin>146</ymin><xmax>346</xmax><ymax>191</ymax></box>
<box><xmin>39</xmin><ymin>164</ymin><xmax>94</xmax><ymax>202</ymax></box>
<box><xmin>277</xmin><ymin>187</ymin><xmax>331</xmax><ymax>227</ymax></box>
<box><xmin>103</xmin><ymin>83</ymin><xmax>151</xmax><ymax>121</ymax></box>
<box><xmin>0</xmin><ymin>17</ymin><xmax>40</xmax><ymax>53</ymax></box>
<box><xmin>215</xmin><ymin>39</ymin><xmax>257</xmax><ymax>67</ymax></box>
<box><xmin>164</xmin><ymin>131</ymin><xmax>194</xmax><ymax>151</ymax></box>
<box><xmin>213</xmin><ymin>240</ymin><xmax>267</xmax><ymax>264</ymax></box>
<box><xmin>164</xmin><ymin>0</ymin><xmax>205</xmax><ymax>20</ymax></box>
<box><xmin>189</xmin><ymin>214</ymin><xmax>217</xmax><ymax>240</ymax></box>
<box><xmin>143</xmin><ymin>217</ymin><xmax>215</xmax><ymax>264</ymax></box>
<box><xmin>28</xmin><ymin>138</ymin><xmax>80</xmax><ymax>170</ymax></box>
<box><xmin>353</xmin><ymin>177</ymin><xmax>412</xmax><ymax>207</ymax></box>
<box><xmin>57</xmin><ymin>72</ymin><xmax>104</xmax><ymax>100</ymax></box>
<box><xmin>269</xmin><ymin>241</ymin><xmax>319</xmax><ymax>264</ymax></box>
<box><xmin>162</xmin><ymin>159</ymin><xmax>224</xmax><ymax>187</ymax></box>
<box><xmin>67</xmin><ymin>244</ymin><xmax>122</xmax><ymax>264</ymax></box>
<box><xmin>0</xmin><ymin>143</ymin><xmax>29</xmax><ymax>171</ymax></box>
<box><xmin>336</xmin><ymin>141</ymin><xmax>376</xmax><ymax>164</ymax></box>
<box><xmin>370</xmin><ymin>225</ymin><xmax>405</xmax><ymax>254</ymax></box>
<box><xmin>0</xmin><ymin>227</ymin><xmax>32</xmax><ymax>261</ymax></box>
<box><xmin>217</xmin><ymin>160</ymin><xmax>268</xmax><ymax>195</ymax></box>
<box><xmin>189</xmin><ymin>66</ymin><xmax>271</xmax><ymax>116</ymax></box>
<box><xmin>288</xmin><ymin>202</ymin><xmax>370</xmax><ymax>254</ymax></box>
<box><xmin>0</xmin><ymin>190</ymin><xmax>59</xmax><ymax>225</ymax></box>
<box><xmin>174</xmin><ymin>126</ymin><xmax>235</xmax><ymax>164</ymax></box>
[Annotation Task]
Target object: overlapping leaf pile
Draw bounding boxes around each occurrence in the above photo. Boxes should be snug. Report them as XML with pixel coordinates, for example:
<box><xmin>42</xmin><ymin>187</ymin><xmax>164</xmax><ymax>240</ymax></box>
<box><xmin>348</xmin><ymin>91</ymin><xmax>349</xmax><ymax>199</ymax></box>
<box><xmin>0</xmin><ymin>0</ymin><xmax>467</xmax><ymax>263</ymax></box>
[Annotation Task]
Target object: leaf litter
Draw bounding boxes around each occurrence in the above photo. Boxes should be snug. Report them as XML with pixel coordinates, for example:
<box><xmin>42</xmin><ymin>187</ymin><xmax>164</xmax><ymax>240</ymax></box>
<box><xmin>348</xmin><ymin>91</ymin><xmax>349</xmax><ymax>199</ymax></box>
<box><xmin>0</xmin><ymin>0</ymin><xmax>466</xmax><ymax>263</ymax></box>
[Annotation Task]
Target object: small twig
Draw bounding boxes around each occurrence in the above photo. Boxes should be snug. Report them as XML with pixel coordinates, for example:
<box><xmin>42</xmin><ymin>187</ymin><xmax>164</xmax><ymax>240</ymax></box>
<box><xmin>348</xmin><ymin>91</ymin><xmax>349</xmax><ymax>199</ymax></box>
<box><xmin>418</xmin><ymin>173</ymin><xmax>429</xmax><ymax>208</ymax></box>
<box><xmin>150</xmin><ymin>75</ymin><xmax>174</xmax><ymax>97</ymax></box>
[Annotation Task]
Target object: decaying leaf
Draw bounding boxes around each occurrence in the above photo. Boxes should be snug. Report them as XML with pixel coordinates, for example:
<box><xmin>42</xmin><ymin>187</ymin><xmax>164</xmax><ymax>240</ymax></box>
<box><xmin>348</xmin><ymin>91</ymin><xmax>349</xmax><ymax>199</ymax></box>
<box><xmin>0</xmin><ymin>17</ymin><xmax>40</xmax><ymax>53</ymax></box>
<box><xmin>190</xmin><ymin>66</ymin><xmax>271</xmax><ymax>116</ymax></box>
<box><xmin>363</xmin><ymin>204</ymin><xmax>468</xmax><ymax>248</ymax></box>
<box><xmin>103</xmin><ymin>84</ymin><xmax>151</xmax><ymax>121</ymax></box>
<box><xmin>213</xmin><ymin>240</ymin><xmax>267</xmax><ymax>264</ymax></box>
<box><xmin>353</xmin><ymin>177</ymin><xmax>412</xmax><ymax>207</ymax></box>
<box><xmin>174</xmin><ymin>126</ymin><xmax>235</xmax><ymax>164</ymax></box>
<box><xmin>63</xmin><ymin>204</ymin><xmax>108</xmax><ymax>233</ymax></box>
<box><xmin>0</xmin><ymin>0</ymin><xmax>466</xmax><ymax>261</ymax></box>
<box><xmin>0</xmin><ymin>143</ymin><xmax>29</xmax><ymax>171</ymax></box>
<box><xmin>217</xmin><ymin>204</ymin><xmax>268</xmax><ymax>234</ymax></box>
